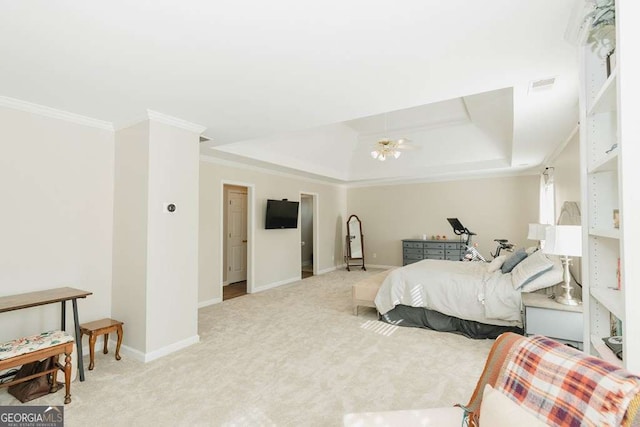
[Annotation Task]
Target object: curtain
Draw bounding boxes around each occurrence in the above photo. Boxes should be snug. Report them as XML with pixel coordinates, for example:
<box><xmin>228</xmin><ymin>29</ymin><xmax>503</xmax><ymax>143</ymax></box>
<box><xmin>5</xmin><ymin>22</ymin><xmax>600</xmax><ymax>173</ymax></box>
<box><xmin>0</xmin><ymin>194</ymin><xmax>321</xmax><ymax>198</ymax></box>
<box><xmin>539</xmin><ymin>168</ymin><xmax>555</xmax><ymax>225</ymax></box>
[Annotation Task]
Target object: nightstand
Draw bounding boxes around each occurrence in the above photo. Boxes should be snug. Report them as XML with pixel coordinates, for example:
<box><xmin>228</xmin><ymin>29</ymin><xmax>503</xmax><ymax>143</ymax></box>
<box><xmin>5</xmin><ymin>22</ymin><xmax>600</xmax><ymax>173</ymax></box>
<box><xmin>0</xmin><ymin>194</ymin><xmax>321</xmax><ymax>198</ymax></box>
<box><xmin>521</xmin><ymin>292</ymin><xmax>583</xmax><ymax>350</ymax></box>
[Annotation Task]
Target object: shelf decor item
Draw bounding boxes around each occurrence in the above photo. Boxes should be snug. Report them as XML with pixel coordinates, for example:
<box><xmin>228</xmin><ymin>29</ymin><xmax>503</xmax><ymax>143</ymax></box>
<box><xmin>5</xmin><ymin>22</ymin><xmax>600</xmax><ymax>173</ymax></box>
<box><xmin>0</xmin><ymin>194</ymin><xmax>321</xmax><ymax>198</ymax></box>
<box><xmin>585</xmin><ymin>0</ymin><xmax>615</xmax><ymax>57</ymax></box>
<box><xmin>543</xmin><ymin>225</ymin><xmax>582</xmax><ymax>306</ymax></box>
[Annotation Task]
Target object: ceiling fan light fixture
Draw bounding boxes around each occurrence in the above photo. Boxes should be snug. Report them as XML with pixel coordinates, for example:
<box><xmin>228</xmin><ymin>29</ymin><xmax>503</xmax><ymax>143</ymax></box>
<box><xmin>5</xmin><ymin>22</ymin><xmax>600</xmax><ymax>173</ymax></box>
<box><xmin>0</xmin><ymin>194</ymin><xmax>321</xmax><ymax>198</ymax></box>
<box><xmin>368</xmin><ymin>113</ymin><xmax>412</xmax><ymax>161</ymax></box>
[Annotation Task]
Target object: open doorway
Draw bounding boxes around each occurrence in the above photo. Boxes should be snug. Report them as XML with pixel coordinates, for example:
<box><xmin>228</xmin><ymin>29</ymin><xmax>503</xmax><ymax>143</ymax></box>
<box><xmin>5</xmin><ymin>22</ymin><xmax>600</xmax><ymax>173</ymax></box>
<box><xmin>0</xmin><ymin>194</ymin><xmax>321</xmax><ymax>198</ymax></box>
<box><xmin>300</xmin><ymin>192</ymin><xmax>318</xmax><ymax>279</ymax></box>
<box><xmin>223</xmin><ymin>184</ymin><xmax>251</xmax><ymax>300</ymax></box>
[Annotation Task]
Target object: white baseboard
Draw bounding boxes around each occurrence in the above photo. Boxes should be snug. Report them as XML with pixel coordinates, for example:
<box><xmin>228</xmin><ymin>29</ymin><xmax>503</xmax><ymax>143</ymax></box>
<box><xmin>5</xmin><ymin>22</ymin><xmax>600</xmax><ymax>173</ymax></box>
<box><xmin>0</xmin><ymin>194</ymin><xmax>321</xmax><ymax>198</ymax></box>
<box><xmin>117</xmin><ymin>343</ymin><xmax>146</xmax><ymax>363</ymax></box>
<box><xmin>144</xmin><ymin>335</ymin><xmax>200</xmax><ymax>363</ymax></box>
<box><xmin>114</xmin><ymin>335</ymin><xmax>200</xmax><ymax>363</ymax></box>
<box><xmin>317</xmin><ymin>266</ymin><xmax>337</xmax><ymax>275</ymax></box>
<box><xmin>198</xmin><ymin>297</ymin><xmax>222</xmax><ymax>308</ymax></box>
<box><xmin>252</xmin><ymin>276</ymin><xmax>300</xmax><ymax>293</ymax></box>
<box><xmin>366</xmin><ymin>264</ymin><xmax>398</xmax><ymax>269</ymax></box>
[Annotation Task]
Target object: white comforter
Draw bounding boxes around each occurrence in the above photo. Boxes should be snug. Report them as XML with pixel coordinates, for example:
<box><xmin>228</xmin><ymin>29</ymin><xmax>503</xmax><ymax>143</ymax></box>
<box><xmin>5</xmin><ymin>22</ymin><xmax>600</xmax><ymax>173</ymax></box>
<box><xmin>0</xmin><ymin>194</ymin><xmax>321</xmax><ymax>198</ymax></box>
<box><xmin>374</xmin><ymin>260</ymin><xmax>522</xmax><ymax>327</ymax></box>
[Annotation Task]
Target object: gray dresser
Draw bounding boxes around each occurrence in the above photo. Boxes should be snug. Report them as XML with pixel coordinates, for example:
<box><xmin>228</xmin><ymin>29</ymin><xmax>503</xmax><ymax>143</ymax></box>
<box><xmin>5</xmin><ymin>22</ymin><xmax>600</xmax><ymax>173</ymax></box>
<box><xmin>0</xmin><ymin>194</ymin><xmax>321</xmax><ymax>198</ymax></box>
<box><xmin>402</xmin><ymin>239</ymin><xmax>466</xmax><ymax>265</ymax></box>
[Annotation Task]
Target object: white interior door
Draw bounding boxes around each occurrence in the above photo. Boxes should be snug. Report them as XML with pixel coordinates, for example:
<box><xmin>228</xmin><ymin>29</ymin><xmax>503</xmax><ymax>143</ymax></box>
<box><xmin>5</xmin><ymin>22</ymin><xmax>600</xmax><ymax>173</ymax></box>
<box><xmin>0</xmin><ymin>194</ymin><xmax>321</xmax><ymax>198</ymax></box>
<box><xmin>227</xmin><ymin>190</ymin><xmax>247</xmax><ymax>283</ymax></box>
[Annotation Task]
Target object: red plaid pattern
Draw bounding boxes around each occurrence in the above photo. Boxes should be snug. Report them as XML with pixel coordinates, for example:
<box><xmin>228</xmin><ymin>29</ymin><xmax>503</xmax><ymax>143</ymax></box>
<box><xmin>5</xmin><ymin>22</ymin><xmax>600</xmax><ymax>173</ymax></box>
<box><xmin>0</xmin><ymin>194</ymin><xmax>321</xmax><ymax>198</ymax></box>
<box><xmin>496</xmin><ymin>335</ymin><xmax>640</xmax><ymax>427</ymax></box>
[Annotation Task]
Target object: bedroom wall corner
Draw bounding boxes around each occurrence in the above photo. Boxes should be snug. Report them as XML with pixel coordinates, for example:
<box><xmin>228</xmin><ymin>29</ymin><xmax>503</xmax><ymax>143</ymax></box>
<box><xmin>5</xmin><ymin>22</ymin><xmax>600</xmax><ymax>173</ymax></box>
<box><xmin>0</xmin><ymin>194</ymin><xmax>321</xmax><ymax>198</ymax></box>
<box><xmin>0</xmin><ymin>105</ymin><xmax>114</xmax><ymax>342</ymax></box>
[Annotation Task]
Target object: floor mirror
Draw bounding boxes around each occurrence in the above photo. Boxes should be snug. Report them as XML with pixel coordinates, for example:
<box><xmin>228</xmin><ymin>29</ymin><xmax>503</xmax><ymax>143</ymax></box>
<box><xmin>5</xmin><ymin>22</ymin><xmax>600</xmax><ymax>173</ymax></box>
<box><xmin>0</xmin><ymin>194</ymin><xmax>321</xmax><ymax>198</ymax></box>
<box><xmin>345</xmin><ymin>214</ymin><xmax>366</xmax><ymax>271</ymax></box>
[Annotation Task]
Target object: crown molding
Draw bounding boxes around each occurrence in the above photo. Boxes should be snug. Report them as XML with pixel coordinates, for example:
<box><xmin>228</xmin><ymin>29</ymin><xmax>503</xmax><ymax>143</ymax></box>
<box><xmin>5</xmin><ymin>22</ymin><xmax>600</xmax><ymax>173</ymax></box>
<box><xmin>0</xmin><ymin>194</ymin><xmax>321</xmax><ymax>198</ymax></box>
<box><xmin>0</xmin><ymin>95</ymin><xmax>114</xmax><ymax>131</ymax></box>
<box><xmin>147</xmin><ymin>110</ymin><xmax>206</xmax><ymax>134</ymax></box>
<box><xmin>345</xmin><ymin>168</ymin><xmax>538</xmax><ymax>188</ymax></box>
<box><xmin>199</xmin><ymin>154</ymin><xmax>347</xmax><ymax>188</ymax></box>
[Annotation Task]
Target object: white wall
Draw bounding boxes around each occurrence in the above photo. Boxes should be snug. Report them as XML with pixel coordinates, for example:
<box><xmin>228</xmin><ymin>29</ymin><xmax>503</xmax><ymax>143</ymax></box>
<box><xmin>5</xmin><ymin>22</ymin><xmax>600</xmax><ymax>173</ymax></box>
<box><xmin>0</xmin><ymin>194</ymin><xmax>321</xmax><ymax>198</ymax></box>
<box><xmin>112</xmin><ymin>121</ymin><xmax>149</xmax><ymax>352</ymax></box>
<box><xmin>199</xmin><ymin>159</ymin><xmax>347</xmax><ymax>305</ymax></box>
<box><xmin>146</xmin><ymin>120</ymin><xmax>200</xmax><ymax>354</ymax></box>
<box><xmin>0</xmin><ymin>107</ymin><xmax>114</xmax><ymax>341</ymax></box>
<box><xmin>347</xmin><ymin>175</ymin><xmax>539</xmax><ymax>265</ymax></box>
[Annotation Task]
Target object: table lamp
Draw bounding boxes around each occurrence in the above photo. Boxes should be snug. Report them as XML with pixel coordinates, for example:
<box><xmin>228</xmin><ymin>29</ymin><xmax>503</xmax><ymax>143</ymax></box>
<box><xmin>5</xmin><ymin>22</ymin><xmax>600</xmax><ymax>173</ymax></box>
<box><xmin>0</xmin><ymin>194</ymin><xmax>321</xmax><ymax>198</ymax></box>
<box><xmin>543</xmin><ymin>225</ymin><xmax>582</xmax><ymax>306</ymax></box>
<box><xmin>528</xmin><ymin>223</ymin><xmax>548</xmax><ymax>247</ymax></box>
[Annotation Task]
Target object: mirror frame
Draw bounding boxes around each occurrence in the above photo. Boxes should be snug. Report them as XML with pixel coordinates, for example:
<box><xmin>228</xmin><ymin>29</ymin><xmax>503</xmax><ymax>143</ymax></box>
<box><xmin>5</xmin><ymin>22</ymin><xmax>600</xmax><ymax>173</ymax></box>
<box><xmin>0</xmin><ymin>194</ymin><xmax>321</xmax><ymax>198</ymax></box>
<box><xmin>345</xmin><ymin>214</ymin><xmax>366</xmax><ymax>271</ymax></box>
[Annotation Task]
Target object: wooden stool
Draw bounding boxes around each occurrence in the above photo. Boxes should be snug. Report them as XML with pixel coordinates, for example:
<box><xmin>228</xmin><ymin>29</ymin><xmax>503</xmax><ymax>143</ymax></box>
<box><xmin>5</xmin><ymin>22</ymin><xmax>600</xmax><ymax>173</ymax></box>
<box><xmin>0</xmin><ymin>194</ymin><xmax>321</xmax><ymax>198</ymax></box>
<box><xmin>80</xmin><ymin>318</ymin><xmax>123</xmax><ymax>371</ymax></box>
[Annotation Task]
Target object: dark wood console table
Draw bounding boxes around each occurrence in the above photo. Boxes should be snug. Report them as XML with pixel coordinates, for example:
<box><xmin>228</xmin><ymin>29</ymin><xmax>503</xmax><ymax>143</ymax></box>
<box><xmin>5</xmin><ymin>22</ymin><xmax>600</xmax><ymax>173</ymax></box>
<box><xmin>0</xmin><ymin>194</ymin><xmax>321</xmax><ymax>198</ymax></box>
<box><xmin>0</xmin><ymin>287</ymin><xmax>93</xmax><ymax>381</ymax></box>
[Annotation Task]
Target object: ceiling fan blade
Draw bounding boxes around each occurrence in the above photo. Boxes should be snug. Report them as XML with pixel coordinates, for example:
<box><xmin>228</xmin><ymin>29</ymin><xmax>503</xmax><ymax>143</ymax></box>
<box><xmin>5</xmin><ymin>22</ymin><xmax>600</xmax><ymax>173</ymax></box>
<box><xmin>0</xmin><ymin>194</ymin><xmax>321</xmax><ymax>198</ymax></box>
<box><xmin>396</xmin><ymin>143</ymin><xmax>420</xmax><ymax>151</ymax></box>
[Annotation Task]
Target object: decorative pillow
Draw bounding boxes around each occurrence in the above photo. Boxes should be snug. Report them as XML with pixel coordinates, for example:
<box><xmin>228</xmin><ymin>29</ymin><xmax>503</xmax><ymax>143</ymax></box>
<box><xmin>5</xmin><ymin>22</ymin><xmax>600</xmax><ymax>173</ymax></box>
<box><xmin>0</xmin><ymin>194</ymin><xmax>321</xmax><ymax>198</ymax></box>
<box><xmin>521</xmin><ymin>254</ymin><xmax>564</xmax><ymax>292</ymax></box>
<box><xmin>500</xmin><ymin>249</ymin><xmax>528</xmax><ymax>274</ymax></box>
<box><xmin>511</xmin><ymin>250</ymin><xmax>554</xmax><ymax>290</ymax></box>
<box><xmin>487</xmin><ymin>255</ymin><xmax>508</xmax><ymax>273</ymax></box>
<box><xmin>525</xmin><ymin>246</ymin><xmax>539</xmax><ymax>255</ymax></box>
<box><xmin>479</xmin><ymin>384</ymin><xmax>546</xmax><ymax>427</ymax></box>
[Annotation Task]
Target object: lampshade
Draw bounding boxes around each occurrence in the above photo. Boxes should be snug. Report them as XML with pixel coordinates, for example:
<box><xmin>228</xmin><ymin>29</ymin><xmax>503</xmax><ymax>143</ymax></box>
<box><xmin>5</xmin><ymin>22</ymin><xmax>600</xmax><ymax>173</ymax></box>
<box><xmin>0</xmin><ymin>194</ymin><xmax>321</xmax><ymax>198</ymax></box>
<box><xmin>527</xmin><ymin>223</ymin><xmax>548</xmax><ymax>241</ymax></box>
<box><xmin>543</xmin><ymin>225</ymin><xmax>582</xmax><ymax>257</ymax></box>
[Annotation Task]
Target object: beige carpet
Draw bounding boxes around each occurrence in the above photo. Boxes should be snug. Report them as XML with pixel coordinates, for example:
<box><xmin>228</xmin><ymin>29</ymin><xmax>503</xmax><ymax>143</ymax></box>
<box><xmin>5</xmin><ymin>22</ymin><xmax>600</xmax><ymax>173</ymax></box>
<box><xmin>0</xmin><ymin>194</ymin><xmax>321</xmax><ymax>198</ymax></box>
<box><xmin>0</xmin><ymin>268</ymin><xmax>493</xmax><ymax>426</ymax></box>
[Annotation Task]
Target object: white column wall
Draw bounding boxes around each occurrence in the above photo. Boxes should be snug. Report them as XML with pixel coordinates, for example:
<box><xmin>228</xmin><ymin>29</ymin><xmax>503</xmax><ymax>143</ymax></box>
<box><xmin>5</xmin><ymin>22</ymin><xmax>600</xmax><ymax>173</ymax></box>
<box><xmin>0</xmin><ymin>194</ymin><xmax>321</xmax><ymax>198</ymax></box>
<box><xmin>112</xmin><ymin>121</ymin><xmax>150</xmax><ymax>354</ymax></box>
<box><xmin>145</xmin><ymin>120</ymin><xmax>200</xmax><ymax>356</ymax></box>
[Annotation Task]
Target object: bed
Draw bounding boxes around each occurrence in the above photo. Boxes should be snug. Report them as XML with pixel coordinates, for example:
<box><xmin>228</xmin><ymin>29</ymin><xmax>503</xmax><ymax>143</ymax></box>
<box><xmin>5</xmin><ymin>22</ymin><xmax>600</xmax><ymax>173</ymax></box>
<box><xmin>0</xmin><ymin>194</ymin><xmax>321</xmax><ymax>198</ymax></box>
<box><xmin>374</xmin><ymin>249</ymin><xmax>564</xmax><ymax>338</ymax></box>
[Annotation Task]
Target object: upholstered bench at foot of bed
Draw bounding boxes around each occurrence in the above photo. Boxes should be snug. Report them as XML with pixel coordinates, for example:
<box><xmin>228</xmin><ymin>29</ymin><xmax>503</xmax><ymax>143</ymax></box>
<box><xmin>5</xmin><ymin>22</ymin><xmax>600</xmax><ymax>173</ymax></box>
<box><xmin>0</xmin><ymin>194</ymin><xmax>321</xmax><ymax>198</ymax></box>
<box><xmin>0</xmin><ymin>330</ymin><xmax>74</xmax><ymax>404</ymax></box>
<box><xmin>352</xmin><ymin>268</ymin><xmax>397</xmax><ymax>315</ymax></box>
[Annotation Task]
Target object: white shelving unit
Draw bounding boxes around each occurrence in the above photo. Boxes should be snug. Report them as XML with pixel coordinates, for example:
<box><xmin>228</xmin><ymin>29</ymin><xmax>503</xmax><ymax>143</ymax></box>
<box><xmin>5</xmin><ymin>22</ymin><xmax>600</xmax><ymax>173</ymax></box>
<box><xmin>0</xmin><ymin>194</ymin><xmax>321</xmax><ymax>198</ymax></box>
<box><xmin>580</xmin><ymin>2</ymin><xmax>640</xmax><ymax>373</ymax></box>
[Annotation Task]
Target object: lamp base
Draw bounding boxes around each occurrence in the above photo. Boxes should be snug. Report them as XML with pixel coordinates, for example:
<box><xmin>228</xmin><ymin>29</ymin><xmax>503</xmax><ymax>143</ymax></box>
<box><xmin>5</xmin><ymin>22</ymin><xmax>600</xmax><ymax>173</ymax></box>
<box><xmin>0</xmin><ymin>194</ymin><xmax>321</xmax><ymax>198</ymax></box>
<box><xmin>555</xmin><ymin>255</ymin><xmax>581</xmax><ymax>306</ymax></box>
<box><xmin>555</xmin><ymin>294</ymin><xmax>581</xmax><ymax>306</ymax></box>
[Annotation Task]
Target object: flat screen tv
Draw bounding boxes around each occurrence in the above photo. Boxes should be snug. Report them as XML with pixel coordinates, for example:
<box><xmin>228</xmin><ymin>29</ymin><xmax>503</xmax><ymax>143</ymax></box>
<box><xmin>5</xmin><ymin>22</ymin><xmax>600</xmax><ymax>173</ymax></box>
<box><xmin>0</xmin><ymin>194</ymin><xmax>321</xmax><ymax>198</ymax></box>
<box><xmin>265</xmin><ymin>199</ymin><xmax>299</xmax><ymax>229</ymax></box>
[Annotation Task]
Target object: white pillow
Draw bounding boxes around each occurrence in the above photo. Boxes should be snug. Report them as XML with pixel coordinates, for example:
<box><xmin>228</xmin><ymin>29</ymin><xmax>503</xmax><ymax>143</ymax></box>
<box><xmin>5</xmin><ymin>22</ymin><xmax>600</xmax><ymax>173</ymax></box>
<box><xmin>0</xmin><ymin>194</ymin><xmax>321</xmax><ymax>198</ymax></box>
<box><xmin>487</xmin><ymin>255</ymin><xmax>507</xmax><ymax>273</ymax></box>
<box><xmin>511</xmin><ymin>250</ymin><xmax>554</xmax><ymax>289</ymax></box>
<box><xmin>525</xmin><ymin>246</ymin><xmax>539</xmax><ymax>255</ymax></box>
<box><xmin>480</xmin><ymin>384</ymin><xmax>546</xmax><ymax>427</ymax></box>
<box><xmin>521</xmin><ymin>254</ymin><xmax>564</xmax><ymax>292</ymax></box>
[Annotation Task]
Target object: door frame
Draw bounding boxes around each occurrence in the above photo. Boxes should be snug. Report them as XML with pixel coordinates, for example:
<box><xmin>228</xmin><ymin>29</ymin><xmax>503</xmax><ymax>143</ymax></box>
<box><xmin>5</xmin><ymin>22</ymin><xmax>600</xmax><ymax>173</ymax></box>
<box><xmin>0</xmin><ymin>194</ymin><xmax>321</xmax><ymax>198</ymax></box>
<box><xmin>221</xmin><ymin>180</ymin><xmax>255</xmax><ymax>294</ymax></box>
<box><xmin>299</xmin><ymin>191</ymin><xmax>319</xmax><ymax>276</ymax></box>
<box><xmin>225</xmin><ymin>186</ymin><xmax>248</xmax><ymax>284</ymax></box>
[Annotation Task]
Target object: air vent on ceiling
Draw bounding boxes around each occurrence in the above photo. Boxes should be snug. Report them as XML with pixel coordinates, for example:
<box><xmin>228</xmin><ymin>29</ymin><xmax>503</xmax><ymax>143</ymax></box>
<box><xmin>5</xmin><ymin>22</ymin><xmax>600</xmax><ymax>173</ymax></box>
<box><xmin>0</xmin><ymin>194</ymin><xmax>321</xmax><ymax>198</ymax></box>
<box><xmin>529</xmin><ymin>77</ymin><xmax>556</xmax><ymax>93</ymax></box>
<box><xmin>199</xmin><ymin>135</ymin><xmax>211</xmax><ymax>143</ymax></box>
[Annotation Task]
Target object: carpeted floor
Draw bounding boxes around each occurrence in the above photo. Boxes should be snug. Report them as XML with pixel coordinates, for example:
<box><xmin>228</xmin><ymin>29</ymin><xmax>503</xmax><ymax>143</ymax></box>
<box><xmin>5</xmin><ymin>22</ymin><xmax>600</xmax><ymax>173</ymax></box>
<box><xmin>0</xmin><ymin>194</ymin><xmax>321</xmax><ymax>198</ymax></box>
<box><xmin>0</xmin><ymin>268</ymin><xmax>493</xmax><ymax>426</ymax></box>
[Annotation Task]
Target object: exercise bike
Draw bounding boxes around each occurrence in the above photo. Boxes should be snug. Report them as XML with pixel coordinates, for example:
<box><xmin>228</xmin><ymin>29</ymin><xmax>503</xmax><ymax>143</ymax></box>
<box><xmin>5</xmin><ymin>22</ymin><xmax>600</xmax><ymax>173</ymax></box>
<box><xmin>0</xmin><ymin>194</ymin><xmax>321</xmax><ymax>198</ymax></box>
<box><xmin>491</xmin><ymin>239</ymin><xmax>514</xmax><ymax>258</ymax></box>
<box><xmin>447</xmin><ymin>218</ymin><xmax>514</xmax><ymax>262</ymax></box>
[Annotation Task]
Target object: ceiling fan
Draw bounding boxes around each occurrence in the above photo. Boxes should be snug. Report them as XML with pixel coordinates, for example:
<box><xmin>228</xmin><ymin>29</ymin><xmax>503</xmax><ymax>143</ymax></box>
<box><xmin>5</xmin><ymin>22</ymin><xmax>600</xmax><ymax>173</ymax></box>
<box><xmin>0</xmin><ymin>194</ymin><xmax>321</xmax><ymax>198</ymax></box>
<box><xmin>369</xmin><ymin>113</ymin><xmax>417</xmax><ymax>161</ymax></box>
<box><xmin>370</xmin><ymin>138</ymin><xmax>413</xmax><ymax>161</ymax></box>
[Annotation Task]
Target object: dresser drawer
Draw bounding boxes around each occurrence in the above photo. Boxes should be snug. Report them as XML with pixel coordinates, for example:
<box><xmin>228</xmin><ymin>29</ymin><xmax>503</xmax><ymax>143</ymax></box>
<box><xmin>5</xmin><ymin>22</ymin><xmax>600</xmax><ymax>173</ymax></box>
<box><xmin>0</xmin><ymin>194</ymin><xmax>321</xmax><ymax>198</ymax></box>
<box><xmin>403</xmin><ymin>248</ymin><xmax>423</xmax><ymax>255</ymax></box>
<box><xmin>404</xmin><ymin>252</ymin><xmax>425</xmax><ymax>260</ymax></box>
<box><xmin>444</xmin><ymin>243</ymin><xmax>461</xmax><ymax>249</ymax></box>
<box><xmin>425</xmin><ymin>249</ymin><xmax>444</xmax><ymax>255</ymax></box>
<box><xmin>445</xmin><ymin>249</ymin><xmax>461</xmax><ymax>256</ymax></box>
<box><xmin>403</xmin><ymin>241</ymin><xmax>424</xmax><ymax>249</ymax></box>
<box><xmin>424</xmin><ymin>254</ymin><xmax>445</xmax><ymax>260</ymax></box>
<box><xmin>423</xmin><ymin>242</ymin><xmax>445</xmax><ymax>249</ymax></box>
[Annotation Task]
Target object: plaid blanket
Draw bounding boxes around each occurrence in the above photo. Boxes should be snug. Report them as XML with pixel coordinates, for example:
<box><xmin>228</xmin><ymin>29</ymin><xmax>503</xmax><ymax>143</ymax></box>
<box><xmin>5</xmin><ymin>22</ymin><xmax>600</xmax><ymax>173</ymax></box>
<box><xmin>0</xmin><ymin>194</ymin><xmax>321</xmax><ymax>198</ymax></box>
<box><xmin>496</xmin><ymin>335</ymin><xmax>640</xmax><ymax>427</ymax></box>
